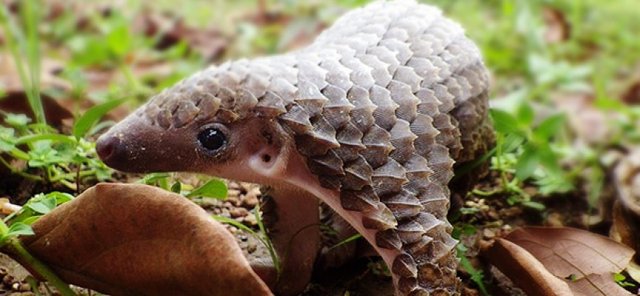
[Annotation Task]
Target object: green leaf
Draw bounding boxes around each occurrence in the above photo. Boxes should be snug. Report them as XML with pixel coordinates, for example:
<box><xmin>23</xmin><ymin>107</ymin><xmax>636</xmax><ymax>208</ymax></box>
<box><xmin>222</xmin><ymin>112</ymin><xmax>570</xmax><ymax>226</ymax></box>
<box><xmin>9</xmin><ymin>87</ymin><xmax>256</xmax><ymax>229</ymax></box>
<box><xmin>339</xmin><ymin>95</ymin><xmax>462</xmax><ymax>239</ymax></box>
<box><xmin>515</xmin><ymin>144</ymin><xmax>540</xmax><ymax>180</ymax></box>
<box><xmin>0</xmin><ymin>127</ymin><xmax>16</xmax><ymax>152</ymax></box>
<box><xmin>7</xmin><ymin>222</ymin><xmax>35</xmax><ymax>237</ymax></box>
<box><xmin>20</xmin><ymin>216</ymin><xmax>40</xmax><ymax>226</ymax></box>
<box><xmin>27</xmin><ymin>142</ymin><xmax>65</xmax><ymax>167</ymax></box>
<box><xmin>73</xmin><ymin>99</ymin><xmax>126</xmax><ymax>138</ymax></box>
<box><xmin>139</xmin><ymin>172</ymin><xmax>170</xmax><ymax>189</ymax></box>
<box><xmin>501</xmin><ymin>133</ymin><xmax>526</xmax><ymax>154</ymax></box>
<box><xmin>534</xmin><ymin>114</ymin><xmax>566</xmax><ymax>140</ymax></box>
<box><xmin>4</xmin><ymin>113</ymin><xmax>31</xmax><ymax>128</ymax></box>
<box><xmin>106</xmin><ymin>21</ymin><xmax>131</xmax><ymax>58</ymax></box>
<box><xmin>522</xmin><ymin>201</ymin><xmax>545</xmax><ymax>211</ymax></box>
<box><xmin>535</xmin><ymin>172</ymin><xmax>574</xmax><ymax>195</ymax></box>
<box><xmin>457</xmin><ymin>243</ymin><xmax>489</xmax><ymax>296</ymax></box>
<box><xmin>490</xmin><ymin>109</ymin><xmax>522</xmax><ymax>135</ymax></box>
<box><xmin>171</xmin><ymin>182</ymin><xmax>182</xmax><ymax>194</ymax></box>
<box><xmin>45</xmin><ymin>192</ymin><xmax>74</xmax><ymax>205</ymax></box>
<box><xmin>613</xmin><ymin>273</ymin><xmax>636</xmax><ymax>288</ymax></box>
<box><xmin>186</xmin><ymin>179</ymin><xmax>227</xmax><ymax>199</ymax></box>
<box><xmin>16</xmin><ymin>133</ymin><xmax>76</xmax><ymax>145</ymax></box>
<box><xmin>27</xmin><ymin>197</ymin><xmax>56</xmax><ymax>214</ymax></box>
<box><xmin>516</xmin><ymin>103</ymin><xmax>535</xmax><ymax>126</ymax></box>
<box><xmin>537</xmin><ymin>146</ymin><xmax>562</xmax><ymax>176</ymax></box>
<box><xmin>68</xmin><ymin>35</ymin><xmax>110</xmax><ymax>66</ymax></box>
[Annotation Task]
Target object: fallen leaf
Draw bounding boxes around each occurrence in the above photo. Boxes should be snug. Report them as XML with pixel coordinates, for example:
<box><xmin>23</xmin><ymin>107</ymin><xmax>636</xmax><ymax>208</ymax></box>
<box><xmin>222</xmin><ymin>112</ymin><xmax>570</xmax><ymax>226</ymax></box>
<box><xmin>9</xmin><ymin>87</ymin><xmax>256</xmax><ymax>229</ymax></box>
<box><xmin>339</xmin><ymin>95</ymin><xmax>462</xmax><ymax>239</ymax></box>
<box><xmin>621</xmin><ymin>81</ymin><xmax>640</xmax><ymax>105</ymax></box>
<box><xmin>568</xmin><ymin>273</ymin><xmax>632</xmax><ymax>296</ymax></box>
<box><xmin>611</xmin><ymin>200</ymin><xmax>640</xmax><ymax>262</ymax></box>
<box><xmin>485</xmin><ymin>227</ymin><xmax>635</xmax><ymax>296</ymax></box>
<box><xmin>543</xmin><ymin>6</ymin><xmax>571</xmax><ymax>43</ymax></box>
<box><xmin>485</xmin><ymin>238</ymin><xmax>573</xmax><ymax>296</ymax></box>
<box><xmin>10</xmin><ymin>183</ymin><xmax>272</xmax><ymax>296</ymax></box>
<box><xmin>611</xmin><ymin>146</ymin><xmax>640</xmax><ymax>273</ymax></box>
<box><xmin>506</xmin><ymin>227</ymin><xmax>634</xmax><ymax>280</ymax></box>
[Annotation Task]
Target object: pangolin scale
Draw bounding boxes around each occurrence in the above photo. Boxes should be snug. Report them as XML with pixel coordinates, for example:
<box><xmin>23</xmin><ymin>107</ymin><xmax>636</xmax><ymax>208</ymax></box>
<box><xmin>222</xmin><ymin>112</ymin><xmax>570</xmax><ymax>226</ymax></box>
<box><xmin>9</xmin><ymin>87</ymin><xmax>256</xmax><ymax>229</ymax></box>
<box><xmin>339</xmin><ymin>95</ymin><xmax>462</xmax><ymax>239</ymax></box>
<box><xmin>97</xmin><ymin>1</ymin><xmax>494</xmax><ymax>295</ymax></box>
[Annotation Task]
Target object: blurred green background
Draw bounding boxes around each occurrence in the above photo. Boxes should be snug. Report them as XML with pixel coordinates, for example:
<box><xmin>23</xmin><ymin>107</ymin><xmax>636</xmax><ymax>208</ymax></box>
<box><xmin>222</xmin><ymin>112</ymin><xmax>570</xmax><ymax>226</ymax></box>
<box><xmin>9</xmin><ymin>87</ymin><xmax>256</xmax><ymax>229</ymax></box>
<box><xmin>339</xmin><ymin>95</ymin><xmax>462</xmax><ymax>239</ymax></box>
<box><xmin>15</xmin><ymin>0</ymin><xmax>637</xmax><ymax>105</ymax></box>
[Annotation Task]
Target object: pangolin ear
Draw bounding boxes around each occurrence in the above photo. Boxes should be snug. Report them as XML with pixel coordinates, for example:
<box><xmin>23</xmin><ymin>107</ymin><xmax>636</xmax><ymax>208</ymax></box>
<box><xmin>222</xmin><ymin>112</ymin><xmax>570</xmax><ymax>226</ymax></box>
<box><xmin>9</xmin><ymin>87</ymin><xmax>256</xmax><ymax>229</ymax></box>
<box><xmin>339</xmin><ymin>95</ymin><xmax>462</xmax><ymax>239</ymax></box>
<box><xmin>247</xmin><ymin>145</ymin><xmax>289</xmax><ymax>179</ymax></box>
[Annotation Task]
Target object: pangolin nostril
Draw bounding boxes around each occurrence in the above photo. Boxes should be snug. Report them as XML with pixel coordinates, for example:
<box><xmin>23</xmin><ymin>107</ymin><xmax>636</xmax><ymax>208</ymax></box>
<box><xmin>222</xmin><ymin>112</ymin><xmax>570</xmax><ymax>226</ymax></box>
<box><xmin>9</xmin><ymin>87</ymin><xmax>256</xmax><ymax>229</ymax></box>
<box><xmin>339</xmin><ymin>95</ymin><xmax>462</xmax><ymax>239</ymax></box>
<box><xmin>96</xmin><ymin>135</ymin><xmax>119</xmax><ymax>163</ymax></box>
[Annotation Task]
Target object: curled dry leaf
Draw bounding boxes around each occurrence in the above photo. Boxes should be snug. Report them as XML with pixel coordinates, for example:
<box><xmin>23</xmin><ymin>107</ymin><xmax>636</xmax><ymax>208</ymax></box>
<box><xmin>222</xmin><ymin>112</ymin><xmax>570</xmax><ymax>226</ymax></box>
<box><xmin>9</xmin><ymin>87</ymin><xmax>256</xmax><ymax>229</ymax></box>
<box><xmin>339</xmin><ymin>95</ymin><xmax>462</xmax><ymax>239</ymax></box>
<box><xmin>612</xmin><ymin>146</ymin><xmax>640</xmax><ymax>275</ymax></box>
<box><xmin>486</xmin><ymin>238</ymin><xmax>573</xmax><ymax>295</ymax></box>
<box><xmin>507</xmin><ymin>227</ymin><xmax>634</xmax><ymax>278</ymax></box>
<box><xmin>621</xmin><ymin>81</ymin><xmax>640</xmax><ymax>105</ymax></box>
<box><xmin>568</xmin><ymin>273</ymin><xmax>632</xmax><ymax>296</ymax></box>
<box><xmin>485</xmin><ymin>227</ymin><xmax>634</xmax><ymax>296</ymax></box>
<box><xmin>542</xmin><ymin>6</ymin><xmax>571</xmax><ymax>43</ymax></box>
<box><xmin>12</xmin><ymin>183</ymin><xmax>272</xmax><ymax>296</ymax></box>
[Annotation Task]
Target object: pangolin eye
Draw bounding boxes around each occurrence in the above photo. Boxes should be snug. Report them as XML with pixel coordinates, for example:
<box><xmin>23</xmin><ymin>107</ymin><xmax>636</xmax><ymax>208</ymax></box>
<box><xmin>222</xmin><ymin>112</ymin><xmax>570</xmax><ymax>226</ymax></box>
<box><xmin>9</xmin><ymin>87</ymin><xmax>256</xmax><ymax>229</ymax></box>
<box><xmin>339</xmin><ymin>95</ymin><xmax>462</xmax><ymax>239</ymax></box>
<box><xmin>198</xmin><ymin>128</ymin><xmax>226</xmax><ymax>151</ymax></box>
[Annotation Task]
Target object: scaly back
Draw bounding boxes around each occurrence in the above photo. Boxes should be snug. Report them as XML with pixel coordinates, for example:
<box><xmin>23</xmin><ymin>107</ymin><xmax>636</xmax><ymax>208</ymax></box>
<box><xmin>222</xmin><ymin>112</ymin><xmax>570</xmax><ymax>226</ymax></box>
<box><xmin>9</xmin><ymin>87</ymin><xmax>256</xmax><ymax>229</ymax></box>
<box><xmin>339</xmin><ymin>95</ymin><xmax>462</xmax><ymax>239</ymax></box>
<box><xmin>133</xmin><ymin>1</ymin><xmax>492</xmax><ymax>294</ymax></box>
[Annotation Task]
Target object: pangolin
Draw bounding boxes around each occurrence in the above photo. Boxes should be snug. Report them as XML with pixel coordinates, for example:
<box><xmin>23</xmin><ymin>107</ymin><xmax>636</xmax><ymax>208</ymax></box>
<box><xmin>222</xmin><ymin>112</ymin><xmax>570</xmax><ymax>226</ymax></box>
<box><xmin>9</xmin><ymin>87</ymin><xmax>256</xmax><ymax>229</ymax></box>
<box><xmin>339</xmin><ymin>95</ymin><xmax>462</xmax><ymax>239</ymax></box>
<box><xmin>96</xmin><ymin>1</ymin><xmax>494</xmax><ymax>295</ymax></box>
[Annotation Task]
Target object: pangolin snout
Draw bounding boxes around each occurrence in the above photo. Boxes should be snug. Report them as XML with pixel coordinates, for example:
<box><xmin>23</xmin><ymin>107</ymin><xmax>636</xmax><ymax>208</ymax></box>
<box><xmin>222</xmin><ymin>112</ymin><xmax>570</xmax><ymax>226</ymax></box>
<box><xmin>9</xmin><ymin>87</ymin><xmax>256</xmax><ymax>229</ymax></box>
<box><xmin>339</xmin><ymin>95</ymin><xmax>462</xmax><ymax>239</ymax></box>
<box><xmin>96</xmin><ymin>114</ymin><xmax>204</xmax><ymax>173</ymax></box>
<box><xmin>96</xmin><ymin>133</ymin><xmax>126</xmax><ymax>169</ymax></box>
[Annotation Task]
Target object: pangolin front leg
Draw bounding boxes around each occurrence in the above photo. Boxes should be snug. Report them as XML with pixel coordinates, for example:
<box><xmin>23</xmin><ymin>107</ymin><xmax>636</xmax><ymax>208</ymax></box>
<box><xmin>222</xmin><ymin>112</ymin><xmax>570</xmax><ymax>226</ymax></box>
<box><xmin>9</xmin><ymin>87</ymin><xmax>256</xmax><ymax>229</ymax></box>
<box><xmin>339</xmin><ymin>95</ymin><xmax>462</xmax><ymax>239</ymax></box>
<box><xmin>259</xmin><ymin>186</ymin><xmax>321</xmax><ymax>295</ymax></box>
<box><xmin>96</xmin><ymin>1</ymin><xmax>494</xmax><ymax>295</ymax></box>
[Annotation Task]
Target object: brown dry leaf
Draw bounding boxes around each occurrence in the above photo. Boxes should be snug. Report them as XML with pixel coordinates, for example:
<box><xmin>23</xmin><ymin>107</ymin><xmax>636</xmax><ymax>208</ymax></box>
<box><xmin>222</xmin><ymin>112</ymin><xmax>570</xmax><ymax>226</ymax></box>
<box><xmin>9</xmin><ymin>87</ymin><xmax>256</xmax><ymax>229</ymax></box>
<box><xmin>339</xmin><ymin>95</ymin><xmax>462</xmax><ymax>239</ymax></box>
<box><xmin>568</xmin><ymin>273</ymin><xmax>632</xmax><ymax>296</ymax></box>
<box><xmin>611</xmin><ymin>146</ymin><xmax>640</xmax><ymax>269</ymax></box>
<box><xmin>621</xmin><ymin>81</ymin><xmax>640</xmax><ymax>105</ymax></box>
<box><xmin>485</xmin><ymin>238</ymin><xmax>573</xmax><ymax>296</ymax></box>
<box><xmin>543</xmin><ymin>6</ymin><xmax>570</xmax><ymax>43</ymax></box>
<box><xmin>14</xmin><ymin>183</ymin><xmax>272</xmax><ymax>296</ymax></box>
<box><xmin>485</xmin><ymin>227</ymin><xmax>634</xmax><ymax>296</ymax></box>
<box><xmin>506</xmin><ymin>227</ymin><xmax>634</xmax><ymax>280</ymax></box>
<box><xmin>611</xmin><ymin>199</ymin><xmax>640</xmax><ymax>261</ymax></box>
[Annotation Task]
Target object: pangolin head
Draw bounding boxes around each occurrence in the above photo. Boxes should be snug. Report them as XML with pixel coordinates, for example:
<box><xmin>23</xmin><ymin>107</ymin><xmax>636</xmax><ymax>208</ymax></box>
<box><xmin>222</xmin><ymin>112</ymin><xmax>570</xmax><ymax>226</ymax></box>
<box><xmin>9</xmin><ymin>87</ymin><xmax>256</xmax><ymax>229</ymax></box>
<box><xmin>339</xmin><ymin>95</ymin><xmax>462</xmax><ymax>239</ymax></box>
<box><xmin>96</xmin><ymin>61</ymin><xmax>293</xmax><ymax>183</ymax></box>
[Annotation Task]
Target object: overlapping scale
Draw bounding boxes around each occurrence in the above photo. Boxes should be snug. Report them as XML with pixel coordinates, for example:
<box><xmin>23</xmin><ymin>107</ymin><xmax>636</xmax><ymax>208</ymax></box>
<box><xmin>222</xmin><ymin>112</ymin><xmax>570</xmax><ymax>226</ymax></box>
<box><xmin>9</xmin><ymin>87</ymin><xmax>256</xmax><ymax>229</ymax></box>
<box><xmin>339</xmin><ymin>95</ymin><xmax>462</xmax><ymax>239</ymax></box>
<box><xmin>136</xmin><ymin>1</ymin><xmax>494</xmax><ymax>295</ymax></box>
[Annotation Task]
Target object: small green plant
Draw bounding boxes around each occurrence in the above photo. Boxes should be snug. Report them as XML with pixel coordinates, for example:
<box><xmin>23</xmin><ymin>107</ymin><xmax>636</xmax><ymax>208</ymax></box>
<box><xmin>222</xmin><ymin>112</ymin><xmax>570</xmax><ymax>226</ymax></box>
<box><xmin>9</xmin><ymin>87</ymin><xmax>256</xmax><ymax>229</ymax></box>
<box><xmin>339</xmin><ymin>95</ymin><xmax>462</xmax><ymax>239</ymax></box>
<box><xmin>5</xmin><ymin>192</ymin><xmax>74</xmax><ymax>225</ymax></box>
<box><xmin>0</xmin><ymin>1</ymin><xmax>121</xmax><ymax>191</ymax></box>
<box><xmin>470</xmin><ymin>103</ymin><xmax>571</xmax><ymax>210</ymax></box>
<box><xmin>0</xmin><ymin>192</ymin><xmax>75</xmax><ymax>296</ymax></box>
<box><xmin>0</xmin><ymin>111</ymin><xmax>115</xmax><ymax>191</ymax></box>
<box><xmin>452</xmin><ymin>224</ymin><xmax>489</xmax><ymax>296</ymax></box>
<box><xmin>457</xmin><ymin>244</ymin><xmax>489</xmax><ymax>296</ymax></box>
<box><xmin>139</xmin><ymin>173</ymin><xmax>228</xmax><ymax>199</ymax></box>
<box><xmin>613</xmin><ymin>273</ymin><xmax>637</xmax><ymax>290</ymax></box>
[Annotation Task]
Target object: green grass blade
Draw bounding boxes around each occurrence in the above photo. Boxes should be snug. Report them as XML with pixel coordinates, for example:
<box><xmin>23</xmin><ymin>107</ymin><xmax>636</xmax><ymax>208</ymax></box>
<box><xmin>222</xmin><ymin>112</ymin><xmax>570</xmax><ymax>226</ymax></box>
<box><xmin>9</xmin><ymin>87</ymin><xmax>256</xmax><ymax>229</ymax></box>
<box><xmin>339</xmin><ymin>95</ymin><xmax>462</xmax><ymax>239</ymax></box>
<box><xmin>16</xmin><ymin>134</ymin><xmax>76</xmax><ymax>145</ymax></box>
<box><xmin>72</xmin><ymin>99</ymin><xmax>126</xmax><ymax>138</ymax></box>
<box><xmin>23</xmin><ymin>0</ymin><xmax>44</xmax><ymax>125</ymax></box>
<box><xmin>212</xmin><ymin>215</ymin><xmax>259</xmax><ymax>236</ymax></box>
<box><xmin>327</xmin><ymin>233</ymin><xmax>362</xmax><ymax>251</ymax></box>
<box><xmin>0</xmin><ymin>1</ymin><xmax>46</xmax><ymax>126</ymax></box>
<box><xmin>254</xmin><ymin>203</ymin><xmax>281</xmax><ymax>277</ymax></box>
